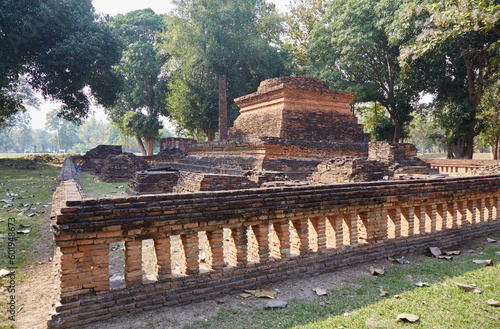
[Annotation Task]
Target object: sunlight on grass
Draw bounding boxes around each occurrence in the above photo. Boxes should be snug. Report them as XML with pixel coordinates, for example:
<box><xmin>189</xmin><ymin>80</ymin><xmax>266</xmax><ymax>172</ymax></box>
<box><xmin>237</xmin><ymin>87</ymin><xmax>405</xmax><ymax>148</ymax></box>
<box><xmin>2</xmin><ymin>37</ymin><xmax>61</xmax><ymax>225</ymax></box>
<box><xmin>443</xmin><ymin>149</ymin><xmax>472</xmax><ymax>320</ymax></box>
<box><xmin>185</xmin><ymin>243</ymin><xmax>500</xmax><ymax>329</ymax></box>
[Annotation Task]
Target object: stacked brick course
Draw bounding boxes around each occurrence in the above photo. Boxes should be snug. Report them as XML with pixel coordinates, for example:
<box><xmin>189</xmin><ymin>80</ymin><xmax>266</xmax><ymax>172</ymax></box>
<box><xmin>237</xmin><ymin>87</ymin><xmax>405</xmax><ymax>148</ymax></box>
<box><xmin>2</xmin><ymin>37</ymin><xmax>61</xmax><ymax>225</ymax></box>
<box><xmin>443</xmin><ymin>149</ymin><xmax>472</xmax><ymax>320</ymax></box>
<box><xmin>425</xmin><ymin>159</ymin><xmax>500</xmax><ymax>175</ymax></box>
<box><xmin>309</xmin><ymin>157</ymin><xmax>392</xmax><ymax>183</ymax></box>
<box><xmin>48</xmin><ymin>158</ymin><xmax>500</xmax><ymax>328</ymax></box>
<box><xmin>172</xmin><ymin>172</ymin><xmax>259</xmax><ymax>193</ymax></box>
<box><xmin>128</xmin><ymin>169</ymin><xmax>180</xmax><ymax>194</ymax></box>
<box><xmin>99</xmin><ymin>153</ymin><xmax>151</xmax><ymax>183</ymax></box>
<box><xmin>182</xmin><ymin>77</ymin><xmax>370</xmax><ymax>175</ymax></box>
<box><xmin>72</xmin><ymin>145</ymin><xmax>123</xmax><ymax>173</ymax></box>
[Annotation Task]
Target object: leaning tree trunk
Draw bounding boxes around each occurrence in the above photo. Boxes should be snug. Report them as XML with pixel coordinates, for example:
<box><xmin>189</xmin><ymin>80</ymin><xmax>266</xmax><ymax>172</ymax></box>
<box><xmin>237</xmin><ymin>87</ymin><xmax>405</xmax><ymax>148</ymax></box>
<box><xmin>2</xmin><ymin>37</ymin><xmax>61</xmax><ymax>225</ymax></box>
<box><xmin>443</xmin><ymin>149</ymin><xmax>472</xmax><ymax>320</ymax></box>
<box><xmin>392</xmin><ymin>119</ymin><xmax>404</xmax><ymax>143</ymax></box>
<box><xmin>145</xmin><ymin>139</ymin><xmax>155</xmax><ymax>156</ymax></box>
<box><xmin>493</xmin><ymin>138</ymin><xmax>500</xmax><ymax>160</ymax></box>
<box><xmin>464</xmin><ymin>129</ymin><xmax>475</xmax><ymax>159</ymax></box>
<box><xmin>135</xmin><ymin>136</ymin><xmax>147</xmax><ymax>156</ymax></box>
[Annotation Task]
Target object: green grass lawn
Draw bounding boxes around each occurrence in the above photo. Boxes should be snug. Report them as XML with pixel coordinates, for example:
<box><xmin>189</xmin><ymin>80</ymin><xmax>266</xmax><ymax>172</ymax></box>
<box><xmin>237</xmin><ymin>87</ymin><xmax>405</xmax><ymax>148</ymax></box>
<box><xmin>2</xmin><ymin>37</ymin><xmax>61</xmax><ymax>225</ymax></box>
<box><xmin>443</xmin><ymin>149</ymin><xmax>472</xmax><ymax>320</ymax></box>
<box><xmin>0</xmin><ymin>163</ymin><xmax>59</xmax><ymax>269</ymax></box>
<box><xmin>185</xmin><ymin>241</ymin><xmax>500</xmax><ymax>329</ymax></box>
<box><xmin>77</xmin><ymin>171</ymin><xmax>128</xmax><ymax>198</ymax></box>
<box><xmin>0</xmin><ymin>162</ymin><xmax>60</xmax><ymax>327</ymax></box>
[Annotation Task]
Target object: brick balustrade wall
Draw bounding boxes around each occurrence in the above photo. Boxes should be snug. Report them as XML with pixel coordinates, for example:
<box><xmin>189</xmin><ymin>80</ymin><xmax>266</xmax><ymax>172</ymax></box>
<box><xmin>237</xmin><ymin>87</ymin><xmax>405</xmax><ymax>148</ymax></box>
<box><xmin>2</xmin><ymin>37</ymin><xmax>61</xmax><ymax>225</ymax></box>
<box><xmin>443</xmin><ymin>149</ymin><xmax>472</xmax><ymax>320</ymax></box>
<box><xmin>424</xmin><ymin>159</ymin><xmax>499</xmax><ymax>174</ymax></box>
<box><xmin>48</xmin><ymin>158</ymin><xmax>500</xmax><ymax>328</ymax></box>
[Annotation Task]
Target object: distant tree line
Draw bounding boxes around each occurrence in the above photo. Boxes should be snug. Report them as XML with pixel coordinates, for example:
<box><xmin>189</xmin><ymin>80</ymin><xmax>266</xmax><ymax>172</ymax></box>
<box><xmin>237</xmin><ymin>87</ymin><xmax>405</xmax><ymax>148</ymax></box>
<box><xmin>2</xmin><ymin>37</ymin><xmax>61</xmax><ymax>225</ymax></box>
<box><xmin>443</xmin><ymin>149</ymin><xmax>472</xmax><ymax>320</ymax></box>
<box><xmin>0</xmin><ymin>108</ymin><xmax>173</xmax><ymax>154</ymax></box>
<box><xmin>1</xmin><ymin>0</ymin><xmax>499</xmax><ymax>158</ymax></box>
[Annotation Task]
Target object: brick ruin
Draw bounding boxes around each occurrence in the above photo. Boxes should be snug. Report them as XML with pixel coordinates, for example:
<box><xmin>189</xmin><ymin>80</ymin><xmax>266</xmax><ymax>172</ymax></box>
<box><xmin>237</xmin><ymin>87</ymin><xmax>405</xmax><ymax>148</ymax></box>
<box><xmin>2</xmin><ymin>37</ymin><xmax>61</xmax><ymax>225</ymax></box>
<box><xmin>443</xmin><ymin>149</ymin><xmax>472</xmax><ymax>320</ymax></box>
<box><xmin>128</xmin><ymin>77</ymin><xmax>436</xmax><ymax>194</ymax></box>
<box><xmin>46</xmin><ymin>76</ymin><xmax>500</xmax><ymax>328</ymax></box>
<box><xmin>48</xmin><ymin>157</ymin><xmax>500</xmax><ymax>328</ymax></box>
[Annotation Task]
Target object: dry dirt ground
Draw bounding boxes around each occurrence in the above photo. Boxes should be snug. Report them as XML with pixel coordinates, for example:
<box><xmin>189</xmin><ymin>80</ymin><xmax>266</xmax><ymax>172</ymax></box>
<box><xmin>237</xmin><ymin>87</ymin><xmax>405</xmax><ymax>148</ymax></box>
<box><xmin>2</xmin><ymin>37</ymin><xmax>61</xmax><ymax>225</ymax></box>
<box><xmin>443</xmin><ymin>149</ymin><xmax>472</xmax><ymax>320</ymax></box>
<box><xmin>11</xmin><ymin>212</ymin><xmax>497</xmax><ymax>329</ymax></box>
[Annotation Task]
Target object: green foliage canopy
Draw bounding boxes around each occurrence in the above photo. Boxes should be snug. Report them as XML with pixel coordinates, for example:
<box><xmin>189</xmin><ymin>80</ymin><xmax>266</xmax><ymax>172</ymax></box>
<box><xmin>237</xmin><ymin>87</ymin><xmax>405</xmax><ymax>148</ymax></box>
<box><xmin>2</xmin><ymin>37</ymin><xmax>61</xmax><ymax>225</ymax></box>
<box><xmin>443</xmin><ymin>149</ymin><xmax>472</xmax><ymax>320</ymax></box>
<box><xmin>284</xmin><ymin>0</ymin><xmax>327</xmax><ymax>76</ymax></box>
<box><xmin>107</xmin><ymin>8</ymin><xmax>169</xmax><ymax>155</ymax></box>
<box><xmin>395</xmin><ymin>0</ymin><xmax>500</xmax><ymax>158</ymax></box>
<box><xmin>309</xmin><ymin>0</ymin><xmax>418</xmax><ymax>142</ymax></box>
<box><xmin>0</xmin><ymin>0</ymin><xmax>122</xmax><ymax>124</ymax></box>
<box><xmin>161</xmin><ymin>0</ymin><xmax>289</xmax><ymax>140</ymax></box>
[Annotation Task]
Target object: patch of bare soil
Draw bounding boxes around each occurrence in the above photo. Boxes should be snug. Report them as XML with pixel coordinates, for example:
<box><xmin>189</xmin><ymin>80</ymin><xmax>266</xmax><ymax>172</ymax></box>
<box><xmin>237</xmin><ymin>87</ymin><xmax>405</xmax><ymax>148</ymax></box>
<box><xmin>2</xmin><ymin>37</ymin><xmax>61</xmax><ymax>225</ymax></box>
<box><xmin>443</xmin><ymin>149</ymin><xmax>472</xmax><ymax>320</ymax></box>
<box><xmin>15</xmin><ymin>215</ymin><xmax>57</xmax><ymax>329</ymax></box>
<box><xmin>16</xmin><ymin>262</ymin><xmax>57</xmax><ymax>329</ymax></box>
<box><xmin>83</xmin><ymin>258</ymin><xmax>391</xmax><ymax>329</ymax></box>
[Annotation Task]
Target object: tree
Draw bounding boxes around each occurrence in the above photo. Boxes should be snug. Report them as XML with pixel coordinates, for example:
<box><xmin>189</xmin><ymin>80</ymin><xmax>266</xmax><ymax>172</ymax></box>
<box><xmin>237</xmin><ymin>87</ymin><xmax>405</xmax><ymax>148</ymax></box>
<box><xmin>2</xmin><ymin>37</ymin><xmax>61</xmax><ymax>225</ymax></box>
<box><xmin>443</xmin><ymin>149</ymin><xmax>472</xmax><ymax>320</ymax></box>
<box><xmin>32</xmin><ymin>129</ymin><xmax>52</xmax><ymax>153</ymax></box>
<box><xmin>0</xmin><ymin>75</ymin><xmax>40</xmax><ymax>126</ymax></box>
<box><xmin>284</xmin><ymin>0</ymin><xmax>327</xmax><ymax>76</ymax></box>
<box><xmin>0</xmin><ymin>111</ymin><xmax>31</xmax><ymax>153</ymax></box>
<box><xmin>355</xmin><ymin>102</ymin><xmax>390</xmax><ymax>141</ymax></box>
<box><xmin>396</xmin><ymin>0</ymin><xmax>500</xmax><ymax>158</ymax></box>
<box><xmin>45</xmin><ymin>108</ymin><xmax>79</xmax><ymax>151</ymax></box>
<box><xmin>162</xmin><ymin>0</ymin><xmax>289</xmax><ymax>140</ymax></box>
<box><xmin>107</xmin><ymin>9</ymin><xmax>169</xmax><ymax>156</ymax></box>
<box><xmin>13</xmin><ymin>117</ymin><xmax>33</xmax><ymax>152</ymax></box>
<box><xmin>0</xmin><ymin>0</ymin><xmax>121</xmax><ymax>124</ymax></box>
<box><xmin>409</xmin><ymin>104</ymin><xmax>440</xmax><ymax>154</ymax></box>
<box><xmin>309</xmin><ymin>0</ymin><xmax>418</xmax><ymax>142</ymax></box>
<box><xmin>478</xmin><ymin>74</ymin><xmax>500</xmax><ymax>159</ymax></box>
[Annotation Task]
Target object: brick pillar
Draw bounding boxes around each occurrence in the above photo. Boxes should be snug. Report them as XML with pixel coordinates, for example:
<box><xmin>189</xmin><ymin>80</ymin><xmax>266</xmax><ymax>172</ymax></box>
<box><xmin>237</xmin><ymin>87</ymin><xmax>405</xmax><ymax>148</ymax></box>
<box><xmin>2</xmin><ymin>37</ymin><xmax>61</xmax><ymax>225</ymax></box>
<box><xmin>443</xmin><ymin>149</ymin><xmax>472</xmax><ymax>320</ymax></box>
<box><xmin>292</xmin><ymin>218</ymin><xmax>309</xmax><ymax>255</ymax></box>
<box><xmin>326</xmin><ymin>216</ymin><xmax>343</xmax><ymax>249</ymax></box>
<box><xmin>252</xmin><ymin>223</ymin><xmax>270</xmax><ymax>263</ymax></box>
<box><xmin>425</xmin><ymin>204</ymin><xmax>437</xmax><ymax>233</ymax></box>
<box><xmin>125</xmin><ymin>240</ymin><xmax>142</xmax><ymax>286</ymax></box>
<box><xmin>457</xmin><ymin>201</ymin><xmax>467</xmax><ymax>226</ymax></box>
<box><xmin>153</xmin><ymin>237</ymin><xmax>172</xmax><ymax>280</ymax></box>
<box><xmin>466</xmin><ymin>200</ymin><xmax>476</xmax><ymax>224</ymax></box>
<box><xmin>447</xmin><ymin>202</ymin><xmax>457</xmax><ymax>228</ymax></box>
<box><xmin>231</xmin><ymin>227</ymin><xmax>248</xmax><ymax>266</ymax></box>
<box><xmin>401</xmin><ymin>207</ymin><xmax>414</xmax><ymax>236</ymax></box>
<box><xmin>479</xmin><ymin>199</ymin><xmax>485</xmax><ymax>223</ymax></box>
<box><xmin>207</xmin><ymin>229</ymin><xmax>224</xmax><ymax>270</ymax></box>
<box><xmin>342</xmin><ymin>213</ymin><xmax>358</xmax><ymax>247</ymax></box>
<box><xmin>309</xmin><ymin>217</ymin><xmax>327</xmax><ymax>253</ymax></box>
<box><xmin>494</xmin><ymin>196</ymin><xmax>500</xmax><ymax>220</ymax></box>
<box><xmin>414</xmin><ymin>206</ymin><xmax>426</xmax><ymax>234</ymax></box>
<box><xmin>181</xmin><ymin>233</ymin><xmax>199</xmax><ymax>275</ymax></box>
<box><xmin>88</xmin><ymin>244</ymin><xmax>110</xmax><ymax>294</ymax></box>
<box><xmin>357</xmin><ymin>212</ymin><xmax>368</xmax><ymax>244</ymax></box>
<box><xmin>273</xmin><ymin>221</ymin><xmax>291</xmax><ymax>259</ymax></box>
<box><xmin>485</xmin><ymin>197</ymin><xmax>494</xmax><ymax>222</ymax></box>
<box><xmin>435</xmin><ymin>203</ymin><xmax>445</xmax><ymax>231</ymax></box>
<box><xmin>58</xmin><ymin>241</ymin><xmax>110</xmax><ymax>302</ymax></box>
<box><xmin>387</xmin><ymin>208</ymin><xmax>401</xmax><ymax>239</ymax></box>
<box><xmin>358</xmin><ymin>210</ymin><xmax>387</xmax><ymax>244</ymax></box>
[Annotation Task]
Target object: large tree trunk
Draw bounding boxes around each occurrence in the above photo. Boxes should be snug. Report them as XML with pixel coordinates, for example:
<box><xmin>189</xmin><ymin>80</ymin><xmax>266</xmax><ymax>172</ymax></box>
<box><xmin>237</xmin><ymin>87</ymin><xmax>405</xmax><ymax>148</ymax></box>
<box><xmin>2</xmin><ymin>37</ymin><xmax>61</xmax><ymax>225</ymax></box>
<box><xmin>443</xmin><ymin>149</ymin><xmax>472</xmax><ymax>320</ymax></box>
<box><xmin>446</xmin><ymin>139</ymin><xmax>454</xmax><ymax>159</ymax></box>
<box><xmin>419</xmin><ymin>138</ymin><xmax>425</xmax><ymax>155</ymax></box>
<box><xmin>145</xmin><ymin>139</ymin><xmax>155</xmax><ymax>156</ymax></box>
<box><xmin>205</xmin><ymin>128</ymin><xmax>214</xmax><ymax>141</ymax></box>
<box><xmin>136</xmin><ymin>136</ymin><xmax>147</xmax><ymax>156</ymax></box>
<box><xmin>492</xmin><ymin>138</ymin><xmax>500</xmax><ymax>160</ymax></box>
<box><xmin>451</xmin><ymin>129</ymin><xmax>475</xmax><ymax>159</ymax></box>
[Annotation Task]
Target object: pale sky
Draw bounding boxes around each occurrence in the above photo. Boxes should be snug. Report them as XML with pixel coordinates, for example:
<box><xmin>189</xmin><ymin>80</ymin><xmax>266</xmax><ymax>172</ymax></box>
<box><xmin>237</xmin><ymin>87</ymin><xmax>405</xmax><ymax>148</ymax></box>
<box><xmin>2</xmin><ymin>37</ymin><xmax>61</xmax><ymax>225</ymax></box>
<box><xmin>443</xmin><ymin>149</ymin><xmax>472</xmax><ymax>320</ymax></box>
<box><xmin>92</xmin><ymin>0</ymin><xmax>292</xmax><ymax>16</ymax></box>
<box><xmin>30</xmin><ymin>0</ymin><xmax>292</xmax><ymax>129</ymax></box>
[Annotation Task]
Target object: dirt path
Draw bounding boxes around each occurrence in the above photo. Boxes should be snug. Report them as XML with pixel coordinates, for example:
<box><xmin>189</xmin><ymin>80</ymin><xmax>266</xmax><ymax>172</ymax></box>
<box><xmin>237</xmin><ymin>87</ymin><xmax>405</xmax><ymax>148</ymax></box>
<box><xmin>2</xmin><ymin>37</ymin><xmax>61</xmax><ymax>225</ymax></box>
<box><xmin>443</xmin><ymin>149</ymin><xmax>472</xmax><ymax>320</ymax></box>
<box><xmin>15</xmin><ymin>212</ymin><xmax>57</xmax><ymax>329</ymax></box>
<box><xmin>80</xmin><ymin>260</ymin><xmax>378</xmax><ymax>329</ymax></box>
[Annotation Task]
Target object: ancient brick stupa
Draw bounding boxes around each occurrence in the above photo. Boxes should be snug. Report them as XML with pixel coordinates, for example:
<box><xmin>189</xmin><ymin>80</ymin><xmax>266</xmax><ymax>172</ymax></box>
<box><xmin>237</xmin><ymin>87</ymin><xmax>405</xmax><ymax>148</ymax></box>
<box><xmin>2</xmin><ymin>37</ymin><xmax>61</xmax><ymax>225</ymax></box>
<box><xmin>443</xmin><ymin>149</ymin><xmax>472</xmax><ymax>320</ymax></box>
<box><xmin>183</xmin><ymin>76</ymin><xmax>370</xmax><ymax>175</ymax></box>
<box><xmin>230</xmin><ymin>77</ymin><xmax>369</xmax><ymax>143</ymax></box>
<box><xmin>129</xmin><ymin>77</ymin><xmax>433</xmax><ymax>194</ymax></box>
